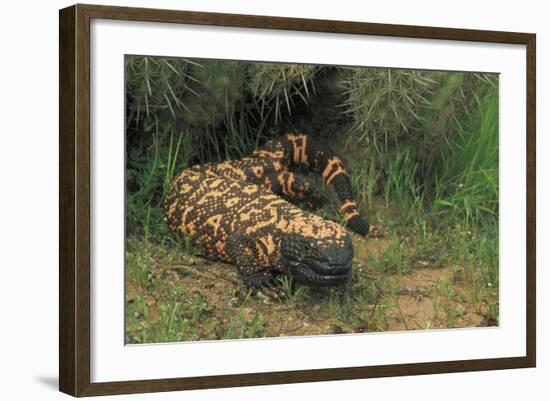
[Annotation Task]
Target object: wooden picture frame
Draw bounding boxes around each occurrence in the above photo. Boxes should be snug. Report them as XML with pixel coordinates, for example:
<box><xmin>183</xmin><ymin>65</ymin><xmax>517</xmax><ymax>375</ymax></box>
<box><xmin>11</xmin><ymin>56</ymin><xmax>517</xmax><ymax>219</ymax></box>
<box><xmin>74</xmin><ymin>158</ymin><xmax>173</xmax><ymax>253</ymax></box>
<box><xmin>59</xmin><ymin>3</ymin><xmax>536</xmax><ymax>396</ymax></box>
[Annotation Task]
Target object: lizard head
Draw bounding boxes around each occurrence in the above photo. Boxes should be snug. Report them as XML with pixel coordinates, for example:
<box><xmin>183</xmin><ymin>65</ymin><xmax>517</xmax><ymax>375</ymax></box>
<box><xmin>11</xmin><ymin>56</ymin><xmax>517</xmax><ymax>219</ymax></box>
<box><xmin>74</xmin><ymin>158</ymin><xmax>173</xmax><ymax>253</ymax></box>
<box><xmin>280</xmin><ymin>232</ymin><xmax>353</xmax><ymax>287</ymax></box>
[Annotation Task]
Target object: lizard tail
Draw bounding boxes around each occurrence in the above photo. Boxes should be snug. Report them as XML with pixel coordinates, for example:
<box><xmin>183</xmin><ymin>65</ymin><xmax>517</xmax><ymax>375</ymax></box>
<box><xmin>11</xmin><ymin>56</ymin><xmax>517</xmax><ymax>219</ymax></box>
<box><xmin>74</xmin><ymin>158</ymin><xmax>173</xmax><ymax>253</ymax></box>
<box><xmin>256</xmin><ymin>133</ymin><xmax>371</xmax><ymax>236</ymax></box>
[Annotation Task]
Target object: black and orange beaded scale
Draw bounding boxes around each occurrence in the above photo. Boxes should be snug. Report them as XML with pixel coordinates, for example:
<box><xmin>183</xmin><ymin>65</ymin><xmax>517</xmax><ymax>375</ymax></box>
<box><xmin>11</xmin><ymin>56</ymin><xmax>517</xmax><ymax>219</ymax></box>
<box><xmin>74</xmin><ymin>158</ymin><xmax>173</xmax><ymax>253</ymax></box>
<box><xmin>164</xmin><ymin>133</ymin><xmax>376</xmax><ymax>291</ymax></box>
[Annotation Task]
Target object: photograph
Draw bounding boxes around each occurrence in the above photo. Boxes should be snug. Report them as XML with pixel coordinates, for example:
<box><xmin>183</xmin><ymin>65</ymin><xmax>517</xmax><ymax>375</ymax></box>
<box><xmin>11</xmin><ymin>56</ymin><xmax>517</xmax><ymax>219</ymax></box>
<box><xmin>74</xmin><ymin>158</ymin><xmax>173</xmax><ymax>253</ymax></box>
<box><xmin>124</xmin><ymin>56</ymin><xmax>500</xmax><ymax>344</ymax></box>
<box><xmin>0</xmin><ymin>0</ymin><xmax>544</xmax><ymax>397</ymax></box>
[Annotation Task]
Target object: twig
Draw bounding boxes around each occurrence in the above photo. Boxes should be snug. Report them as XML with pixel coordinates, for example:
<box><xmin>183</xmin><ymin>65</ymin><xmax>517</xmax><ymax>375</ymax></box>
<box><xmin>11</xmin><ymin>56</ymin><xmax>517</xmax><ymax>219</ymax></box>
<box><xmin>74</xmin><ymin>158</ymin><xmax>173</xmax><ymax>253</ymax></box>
<box><xmin>410</xmin><ymin>318</ymin><xmax>424</xmax><ymax>330</ymax></box>
<box><xmin>164</xmin><ymin>264</ymin><xmax>240</xmax><ymax>286</ymax></box>
<box><xmin>284</xmin><ymin>323</ymin><xmax>304</xmax><ymax>333</ymax></box>
<box><xmin>395</xmin><ymin>298</ymin><xmax>410</xmax><ymax>330</ymax></box>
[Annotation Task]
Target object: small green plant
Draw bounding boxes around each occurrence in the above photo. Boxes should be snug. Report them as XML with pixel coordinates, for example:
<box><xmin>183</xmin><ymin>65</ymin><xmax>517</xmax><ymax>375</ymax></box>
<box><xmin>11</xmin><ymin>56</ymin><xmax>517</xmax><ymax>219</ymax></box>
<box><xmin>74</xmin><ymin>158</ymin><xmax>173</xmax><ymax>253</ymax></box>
<box><xmin>432</xmin><ymin>92</ymin><xmax>499</xmax><ymax>227</ymax></box>
<box><xmin>411</xmin><ymin>222</ymin><xmax>448</xmax><ymax>269</ymax></box>
<box><xmin>126</xmin><ymin>245</ymin><xmax>156</xmax><ymax>287</ymax></box>
<box><xmin>439</xmin><ymin>281</ymin><xmax>457</xmax><ymax>327</ymax></box>
<box><xmin>126</xmin><ymin>294</ymin><xmax>151</xmax><ymax>343</ymax></box>
<box><xmin>350</xmin><ymin>158</ymin><xmax>381</xmax><ymax>209</ymax></box>
<box><xmin>461</xmin><ymin>265</ymin><xmax>484</xmax><ymax>314</ymax></box>
<box><xmin>349</xmin><ymin>293</ymin><xmax>389</xmax><ymax>333</ymax></box>
<box><xmin>485</xmin><ymin>301</ymin><xmax>499</xmax><ymax>326</ymax></box>
<box><xmin>368</xmin><ymin>234</ymin><xmax>411</xmax><ymax>275</ymax></box>
<box><xmin>184</xmin><ymin>293</ymin><xmax>214</xmax><ymax>322</ymax></box>
<box><xmin>380</xmin><ymin>146</ymin><xmax>424</xmax><ymax>216</ymax></box>
<box><xmin>222</xmin><ymin>308</ymin><xmax>268</xmax><ymax>339</ymax></box>
<box><xmin>278</xmin><ymin>275</ymin><xmax>310</xmax><ymax>306</ymax></box>
<box><xmin>327</xmin><ymin>288</ymin><xmax>352</xmax><ymax>318</ymax></box>
<box><xmin>178</xmin><ymin>232</ymin><xmax>201</xmax><ymax>257</ymax></box>
<box><xmin>247</xmin><ymin>309</ymin><xmax>269</xmax><ymax>338</ymax></box>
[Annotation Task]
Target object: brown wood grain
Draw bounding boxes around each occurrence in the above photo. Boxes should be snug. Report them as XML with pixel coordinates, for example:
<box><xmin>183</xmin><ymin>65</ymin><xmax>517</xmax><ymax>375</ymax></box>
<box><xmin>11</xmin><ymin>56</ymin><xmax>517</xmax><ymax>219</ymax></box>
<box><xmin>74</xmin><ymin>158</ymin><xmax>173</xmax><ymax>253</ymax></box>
<box><xmin>59</xmin><ymin>3</ymin><xmax>537</xmax><ymax>397</ymax></box>
<box><xmin>59</xmin><ymin>5</ymin><xmax>76</xmax><ymax>395</ymax></box>
<box><xmin>525</xmin><ymin>34</ymin><xmax>536</xmax><ymax>367</ymax></box>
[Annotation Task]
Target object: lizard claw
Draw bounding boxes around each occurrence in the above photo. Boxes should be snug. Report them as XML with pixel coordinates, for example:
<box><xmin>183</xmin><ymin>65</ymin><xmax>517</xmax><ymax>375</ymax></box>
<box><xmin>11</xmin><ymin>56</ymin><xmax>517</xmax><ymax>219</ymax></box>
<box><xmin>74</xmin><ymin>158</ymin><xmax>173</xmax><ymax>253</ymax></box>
<box><xmin>258</xmin><ymin>277</ymin><xmax>286</xmax><ymax>302</ymax></box>
<box><xmin>244</xmin><ymin>275</ymin><xmax>284</xmax><ymax>302</ymax></box>
<box><xmin>256</xmin><ymin>285</ymin><xmax>285</xmax><ymax>302</ymax></box>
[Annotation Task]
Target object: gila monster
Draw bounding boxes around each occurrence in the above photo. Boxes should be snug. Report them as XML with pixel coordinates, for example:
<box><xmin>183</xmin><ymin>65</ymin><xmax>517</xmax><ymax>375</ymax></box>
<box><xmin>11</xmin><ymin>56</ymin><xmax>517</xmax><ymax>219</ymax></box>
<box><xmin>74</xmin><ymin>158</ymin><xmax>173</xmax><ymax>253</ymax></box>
<box><xmin>164</xmin><ymin>133</ymin><xmax>375</xmax><ymax>290</ymax></box>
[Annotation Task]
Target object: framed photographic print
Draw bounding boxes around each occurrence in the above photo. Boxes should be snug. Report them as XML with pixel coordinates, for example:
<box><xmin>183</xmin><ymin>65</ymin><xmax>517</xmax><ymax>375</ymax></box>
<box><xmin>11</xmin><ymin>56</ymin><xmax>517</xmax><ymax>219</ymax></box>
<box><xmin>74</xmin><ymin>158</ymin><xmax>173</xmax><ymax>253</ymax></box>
<box><xmin>59</xmin><ymin>4</ymin><xmax>536</xmax><ymax>397</ymax></box>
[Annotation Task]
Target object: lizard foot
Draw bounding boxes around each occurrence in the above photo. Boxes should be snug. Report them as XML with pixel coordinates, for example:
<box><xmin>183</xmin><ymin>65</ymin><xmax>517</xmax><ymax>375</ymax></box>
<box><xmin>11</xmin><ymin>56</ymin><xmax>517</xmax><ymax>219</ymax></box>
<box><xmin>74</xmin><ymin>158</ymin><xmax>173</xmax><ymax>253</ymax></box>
<box><xmin>244</xmin><ymin>274</ymin><xmax>285</xmax><ymax>302</ymax></box>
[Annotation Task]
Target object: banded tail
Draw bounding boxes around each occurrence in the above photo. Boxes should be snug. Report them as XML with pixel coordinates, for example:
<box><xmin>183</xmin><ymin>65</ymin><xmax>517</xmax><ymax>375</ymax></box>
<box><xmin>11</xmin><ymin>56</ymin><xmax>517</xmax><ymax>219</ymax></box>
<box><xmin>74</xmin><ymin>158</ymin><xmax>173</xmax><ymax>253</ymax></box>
<box><xmin>254</xmin><ymin>133</ymin><xmax>371</xmax><ymax>236</ymax></box>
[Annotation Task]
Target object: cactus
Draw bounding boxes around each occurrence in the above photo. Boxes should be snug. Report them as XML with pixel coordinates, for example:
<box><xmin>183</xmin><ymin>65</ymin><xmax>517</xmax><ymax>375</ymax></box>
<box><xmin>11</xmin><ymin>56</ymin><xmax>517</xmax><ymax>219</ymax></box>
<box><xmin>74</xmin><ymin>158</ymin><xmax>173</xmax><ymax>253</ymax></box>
<box><xmin>186</xmin><ymin>60</ymin><xmax>247</xmax><ymax>127</ymax></box>
<box><xmin>340</xmin><ymin>67</ymin><xmax>498</xmax><ymax>209</ymax></box>
<box><xmin>125</xmin><ymin>56</ymin><xmax>201</xmax><ymax>129</ymax></box>
<box><xmin>341</xmin><ymin>67</ymin><xmax>497</xmax><ymax>154</ymax></box>
<box><xmin>247</xmin><ymin>63</ymin><xmax>318</xmax><ymax>122</ymax></box>
<box><xmin>340</xmin><ymin>68</ymin><xmax>438</xmax><ymax>153</ymax></box>
<box><xmin>126</xmin><ymin>56</ymin><xmax>249</xmax><ymax>130</ymax></box>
